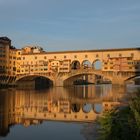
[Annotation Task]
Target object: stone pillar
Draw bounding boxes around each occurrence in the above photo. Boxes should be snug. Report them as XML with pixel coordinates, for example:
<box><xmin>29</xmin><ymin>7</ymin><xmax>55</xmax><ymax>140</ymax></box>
<box><xmin>54</xmin><ymin>78</ymin><xmax>64</xmax><ymax>87</ymax></box>
<box><xmin>87</xmin><ymin>75</ymin><xmax>95</xmax><ymax>84</ymax></box>
<box><xmin>111</xmin><ymin>77</ymin><xmax>125</xmax><ymax>86</ymax></box>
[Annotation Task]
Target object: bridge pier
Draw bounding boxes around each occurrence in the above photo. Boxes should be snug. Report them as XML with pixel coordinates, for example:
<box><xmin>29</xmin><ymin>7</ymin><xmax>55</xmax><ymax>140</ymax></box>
<box><xmin>54</xmin><ymin>79</ymin><xmax>64</xmax><ymax>87</ymax></box>
<box><xmin>111</xmin><ymin>78</ymin><xmax>126</xmax><ymax>86</ymax></box>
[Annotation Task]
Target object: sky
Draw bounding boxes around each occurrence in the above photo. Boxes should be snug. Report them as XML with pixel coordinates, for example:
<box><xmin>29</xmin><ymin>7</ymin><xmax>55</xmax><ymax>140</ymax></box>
<box><xmin>0</xmin><ymin>0</ymin><xmax>140</xmax><ymax>51</ymax></box>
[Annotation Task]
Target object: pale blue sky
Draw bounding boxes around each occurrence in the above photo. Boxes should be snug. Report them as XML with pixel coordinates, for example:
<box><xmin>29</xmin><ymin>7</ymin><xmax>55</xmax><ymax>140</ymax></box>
<box><xmin>0</xmin><ymin>0</ymin><xmax>140</xmax><ymax>51</ymax></box>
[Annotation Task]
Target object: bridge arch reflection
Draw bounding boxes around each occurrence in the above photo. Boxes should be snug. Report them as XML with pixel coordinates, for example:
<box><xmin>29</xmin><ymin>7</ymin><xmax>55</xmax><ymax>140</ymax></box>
<box><xmin>71</xmin><ymin>104</ymin><xmax>81</xmax><ymax>113</ymax></box>
<box><xmin>93</xmin><ymin>103</ymin><xmax>103</xmax><ymax>114</ymax></box>
<box><xmin>0</xmin><ymin>85</ymin><xmax>125</xmax><ymax>136</ymax></box>
<box><xmin>82</xmin><ymin>103</ymin><xmax>92</xmax><ymax>113</ymax></box>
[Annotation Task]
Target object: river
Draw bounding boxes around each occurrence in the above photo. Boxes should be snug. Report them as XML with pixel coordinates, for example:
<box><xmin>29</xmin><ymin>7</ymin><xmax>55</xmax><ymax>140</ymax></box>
<box><xmin>0</xmin><ymin>84</ymin><xmax>139</xmax><ymax>140</ymax></box>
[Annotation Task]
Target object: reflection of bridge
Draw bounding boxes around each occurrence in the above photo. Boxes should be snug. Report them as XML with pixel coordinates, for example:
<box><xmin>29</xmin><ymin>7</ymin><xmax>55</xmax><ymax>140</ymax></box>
<box><xmin>0</xmin><ymin>85</ymin><xmax>125</xmax><ymax>136</ymax></box>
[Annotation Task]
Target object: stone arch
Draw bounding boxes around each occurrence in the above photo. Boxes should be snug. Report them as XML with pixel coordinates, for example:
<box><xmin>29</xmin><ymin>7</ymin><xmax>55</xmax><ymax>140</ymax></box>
<box><xmin>81</xmin><ymin>60</ymin><xmax>92</xmax><ymax>69</ymax></box>
<box><xmin>63</xmin><ymin>73</ymin><xmax>92</xmax><ymax>86</ymax></box>
<box><xmin>82</xmin><ymin>103</ymin><xmax>92</xmax><ymax>113</ymax></box>
<box><xmin>125</xmin><ymin>75</ymin><xmax>140</xmax><ymax>84</ymax></box>
<box><xmin>71</xmin><ymin>60</ymin><xmax>80</xmax><ymax>70</ymax></box>
<box><xmin>64</xmin><ymin>73</ymin><xmax>111</xmax><ymax>86</ymax></box>
<box><xmin>16</xmin><ymin>75</ymin><xmax>53</xmax><ymax>89</ymax></box>
<box><xmin>125</xmin><ymin>75</ymin><xmax>140</xmax><ymax>81</ymax></box>
<box><xmin>71</xmin><ymin>104</ymin><xmax>81</xmax><ymax>113</ymax></box>
<box><xmin>93</xmin><ymin>103</ymin><xmax>103</xmax><ymax>114</ymax></box>
<box><xmin>16</xmin><ymin>75</ymin><xmax>53</xmax><ymax>82</ymax></box>
<box><xmin>92</xmin><ymin>59</ymin><xmax>102</xmax><ymax>70</ymax></box>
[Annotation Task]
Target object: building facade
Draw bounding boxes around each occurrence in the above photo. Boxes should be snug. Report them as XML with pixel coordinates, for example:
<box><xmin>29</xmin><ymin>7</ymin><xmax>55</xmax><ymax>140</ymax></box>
<box><xmin>0</xmin><ymin>37</ymin><xmax>11</xmax><ymax>75</ymax></box>
<box><xmin>0</xmin><ymin>37</ymin><xmax>140</xmax><ymax>86</ymax></box>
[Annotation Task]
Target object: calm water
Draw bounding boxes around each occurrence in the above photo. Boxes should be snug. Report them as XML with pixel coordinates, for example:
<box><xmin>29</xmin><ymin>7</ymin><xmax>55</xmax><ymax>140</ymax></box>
<box><xmin>0</xmin><ymin>84</ymin><xmax>139</xmax><ymax>140</ymax></box>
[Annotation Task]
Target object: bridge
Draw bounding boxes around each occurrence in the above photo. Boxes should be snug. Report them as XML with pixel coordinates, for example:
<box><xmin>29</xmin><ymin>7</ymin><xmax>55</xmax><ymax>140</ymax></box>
<box><xmin>0</xmin><ymin>47</ymin><xmax>140</xmax><ymax>87</ymax></box>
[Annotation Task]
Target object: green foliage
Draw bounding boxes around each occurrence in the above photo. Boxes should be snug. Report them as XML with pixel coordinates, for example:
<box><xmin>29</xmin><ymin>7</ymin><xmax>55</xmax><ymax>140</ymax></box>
<box><xmin>98</xmin><ymin>90</ymin><xmax>140</xmax><ymax>140</ymax></box>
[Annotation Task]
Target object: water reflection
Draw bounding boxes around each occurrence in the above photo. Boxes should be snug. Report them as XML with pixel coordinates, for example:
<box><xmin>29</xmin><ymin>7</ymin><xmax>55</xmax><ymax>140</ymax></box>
<box><xmin>0</xmin><ymin>85</ymin><xmax>128</xmax><ymax>139</ymax></box>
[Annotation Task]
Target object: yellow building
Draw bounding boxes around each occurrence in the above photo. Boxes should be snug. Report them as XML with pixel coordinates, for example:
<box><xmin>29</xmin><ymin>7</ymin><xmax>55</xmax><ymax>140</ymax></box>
<box><xmin>9</xmin><ymin>48</ymin><xmax>17</xmax><ymax>76</ymax></box>
<box><xmin>0</xmin><ymin>37</ymin><xmax>11</xmax><ymax>75</ymax></box>
<box><xmin>17</xmin><ymin>47</ymin><xmax>140</xmax><ymax>75</ymax></box>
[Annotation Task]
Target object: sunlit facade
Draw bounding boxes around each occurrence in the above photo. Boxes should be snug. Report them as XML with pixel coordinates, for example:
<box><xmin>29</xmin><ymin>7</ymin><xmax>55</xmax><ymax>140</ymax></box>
<box><xmin>0</xmin><ymin>37</ymin><xmax>11</xmax><ymax>75</ymax></box>
<box><xmin>0</xmin><ymin>37</ymin><xmax>140</xmax><ymax>86</ymax></box>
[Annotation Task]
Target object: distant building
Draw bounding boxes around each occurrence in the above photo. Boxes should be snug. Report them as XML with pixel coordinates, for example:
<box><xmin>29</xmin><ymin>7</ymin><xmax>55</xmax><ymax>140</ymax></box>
<box><xmin>21</xmin><ymin>46</ymin><xmax>44</xmax><ymax>54</ymax></box>
<box><xmin>0</xmin><ymin>37</ymin><xmax>11</xmax><ymax>75</ymax></box>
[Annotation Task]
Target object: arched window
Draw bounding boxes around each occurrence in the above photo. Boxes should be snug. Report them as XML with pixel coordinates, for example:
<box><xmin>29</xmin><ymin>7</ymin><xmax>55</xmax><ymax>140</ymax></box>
<box><xmin>92</xmin><ymin>60</ymin><xmax>102</xmax><ymax>70</ymax></box>
<box><xmin>71</xmin><ymin>60</ymin><xmax>80</xmax><ymax>70</ymax></box>
<box><xmin>81</xmin><ymin>60</ymin><xmax>92</xmax><ymax>69</ymax></box>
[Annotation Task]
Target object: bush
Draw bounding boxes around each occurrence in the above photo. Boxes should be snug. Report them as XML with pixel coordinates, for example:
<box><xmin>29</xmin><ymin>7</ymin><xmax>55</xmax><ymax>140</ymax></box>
<box><xmin>98</xmin><ymin>90</ymin><xmax>140</xmax><ymax>140</ymax></box>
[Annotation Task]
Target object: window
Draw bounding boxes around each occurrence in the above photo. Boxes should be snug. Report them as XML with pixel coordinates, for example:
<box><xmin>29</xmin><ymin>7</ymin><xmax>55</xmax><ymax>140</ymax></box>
<box><xmin>127</xmin><ymin>57</ymin><xmax>132</xmax><ymax>60</ymax></box>
<box><xmin>74</xmin><ymin>55</ymin><xmax>77</xmax><ymax>58</ymax></box>
<box><xmin>135</xmin><ymin>66</ymin><xmax>138</xmax><ymax>69</ymax></box>
<box><xmin>44</xmin><ymin>56</ymin><xmax>47</xmax><ymax>59</ymax></box>
<box><xmin>107</xmin><ymin>54</ymin><xmax>110</xmax><ymax>57</ymax></box>
<box><xmin>35</xmin><ymin>56</ymin><xmax>37</xmax><ymax>59</ymax></box>
<box><xmin>131</xmin><ymin>53</ymin><xmax>134</xmax><ymax>57</ymax></box>
<box><xmin>64</xmin><ymin>55</ymin><xmax>67</xmax><ymax>59</ymax></box>
<box><xmin>96</xmin><ymin>54</ymin><xmax>99</xmax><ymax>57</ymax></box>
<box><xmin>54</xmin><ymin>56</ymin><xmax>56</xmax><ymax>59</ymax></box>
<box><xmin>85</xmin><ymin>54</ymin><xmax>88</xmax><ymax>58</ymax></box>
<box><xmin>119</xmin><ymin>53</ymin><xmax>122</xmax><ymax>57</ymax></box>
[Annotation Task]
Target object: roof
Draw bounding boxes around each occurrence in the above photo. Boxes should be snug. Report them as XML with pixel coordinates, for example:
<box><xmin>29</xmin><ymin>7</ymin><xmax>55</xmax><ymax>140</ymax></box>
<box><xmin>0</xmin><ymin>37</ymin><xmax>11</xmax><ymax>44</ymax></box>
<box><xmin>21</xmin><ymin>47</ymin><xmax>140</xmax><ymax>55</ymax></box>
